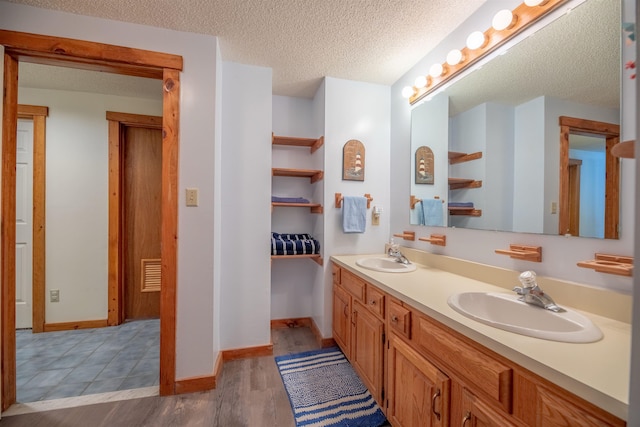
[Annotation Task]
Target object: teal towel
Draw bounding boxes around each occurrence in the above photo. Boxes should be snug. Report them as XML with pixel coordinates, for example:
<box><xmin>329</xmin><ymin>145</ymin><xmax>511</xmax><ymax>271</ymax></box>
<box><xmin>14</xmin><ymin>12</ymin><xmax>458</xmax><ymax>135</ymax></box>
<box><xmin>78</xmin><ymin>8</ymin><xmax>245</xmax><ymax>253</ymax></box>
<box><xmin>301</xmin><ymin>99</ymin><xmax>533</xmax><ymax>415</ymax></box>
<box><xmin>422</xmin><ymin>198</ymin><xmax>444</xmax><ymax>226</ymax></box>
<box><xmin>343</xmin><ymin>196</ymin><xmax>367</xmax><ymax>233</ymax></box>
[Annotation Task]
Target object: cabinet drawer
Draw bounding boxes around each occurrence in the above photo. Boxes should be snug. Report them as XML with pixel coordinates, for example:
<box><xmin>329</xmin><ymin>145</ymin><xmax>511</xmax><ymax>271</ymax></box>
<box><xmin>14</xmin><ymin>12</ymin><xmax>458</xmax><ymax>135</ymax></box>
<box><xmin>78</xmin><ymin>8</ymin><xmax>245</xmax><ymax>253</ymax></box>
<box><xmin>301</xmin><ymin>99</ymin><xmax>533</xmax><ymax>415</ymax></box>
<box><xmin>341</xmin><ymin>269</ymin><xmax>365</xmax><ymax>301</ymax></box>
<box><xmin>388</xmin><ymin>299</ymin><xmax>411</xmax><ymax>340</ymax></box>
<box><xmin>364</xmin><ymin>284</ymin><xmax>385</xmax><ymax>318</ymax></box>
<box><xmin>332</xmin><ymin>264</ymin><xmax>341</xmax><ymax>285</ymax></box>
<box><xmin>414</xmin><ymin>315</ymin><xmax>513</xmax><ymax>413</ymax></box>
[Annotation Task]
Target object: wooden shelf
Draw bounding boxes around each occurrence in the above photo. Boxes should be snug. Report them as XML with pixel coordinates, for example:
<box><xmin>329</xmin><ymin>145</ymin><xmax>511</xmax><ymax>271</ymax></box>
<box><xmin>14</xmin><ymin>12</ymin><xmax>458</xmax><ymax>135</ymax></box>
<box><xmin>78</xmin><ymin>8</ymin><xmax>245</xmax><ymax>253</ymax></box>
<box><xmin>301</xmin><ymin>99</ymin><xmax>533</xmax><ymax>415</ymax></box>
<box><xmin>271</xmin><ymin>254</ymin><xmax>323</xmax><ymax>265</ymax></box>
<box><xmin>272</xmin><ymin>202</ymin><xmax>323</xmax><ymax>214</ymax></box>
<box><xmin>272</xmin><ymin>134</ymin><xmax>324</xmax><ymax>154</ymax></box>
<box><xmin>449</xmin><ymin>151</ymin><xmax>483</xmax><ymax>165</ymax></box>
<box><xmin>449</xmin><ymin>178</ymin><xmax>482</xmax><ymax>190</ymax></box>
<box><xmin>448</xmin><ymin>207</ymin><xmax>482</xmax><ymax>216</ymax></box>
<box><xmin>272</xmin><ymin>168</ymin><xmax>323</xmax><ymax>183</ymax></box>
<box><xmin>577</xmin><ymin>253</ymin><xmax>633</xmax><ymax>276</ymax></box>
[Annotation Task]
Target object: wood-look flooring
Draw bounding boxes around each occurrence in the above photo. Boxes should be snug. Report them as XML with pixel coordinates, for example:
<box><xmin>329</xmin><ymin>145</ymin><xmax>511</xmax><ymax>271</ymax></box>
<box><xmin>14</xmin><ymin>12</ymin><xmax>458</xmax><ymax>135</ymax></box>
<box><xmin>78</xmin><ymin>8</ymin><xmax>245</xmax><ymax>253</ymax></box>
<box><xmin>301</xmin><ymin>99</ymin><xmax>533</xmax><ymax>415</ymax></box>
<box><xmin>1</xmin><ymin>327</ymin><xmax>320</xmax><ymax>427</ymax></box>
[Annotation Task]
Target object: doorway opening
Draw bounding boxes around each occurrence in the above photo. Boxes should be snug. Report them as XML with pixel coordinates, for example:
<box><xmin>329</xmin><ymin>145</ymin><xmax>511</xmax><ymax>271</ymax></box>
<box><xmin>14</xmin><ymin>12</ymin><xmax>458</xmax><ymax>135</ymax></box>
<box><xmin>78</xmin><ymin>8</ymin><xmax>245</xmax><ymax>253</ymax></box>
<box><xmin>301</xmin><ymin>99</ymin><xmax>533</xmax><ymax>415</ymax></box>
<box><xmin>2</xmin><ymin>30</ymin><xmax>182</xmax><ymax>410</ymax></box>
<box><xmin>558</xmin><ymin>116</ymin><xmax>620</xmax><ymax>239</ymax></box>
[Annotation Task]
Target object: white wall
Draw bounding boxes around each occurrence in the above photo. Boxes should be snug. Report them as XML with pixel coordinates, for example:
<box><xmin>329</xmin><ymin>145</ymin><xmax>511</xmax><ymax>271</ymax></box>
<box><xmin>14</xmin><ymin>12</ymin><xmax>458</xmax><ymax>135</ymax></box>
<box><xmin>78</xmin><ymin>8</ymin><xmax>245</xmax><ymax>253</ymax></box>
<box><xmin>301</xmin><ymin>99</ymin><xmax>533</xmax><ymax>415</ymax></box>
<box><xmin>220</xmin><ymin>61</ymin><xmax>272</xmax><ymax>349</ymax></box>
<box><xmin>1</xmin><ymin>1</ymin><xmax>220</xmax><ymax>379</ymax></box>
<box><xmin>320</xmin><ymin>77</ymin><xmax>390</xmax><ymax>336</ymax></box>
<box><xmin>18</xmin><ymin>87</ymin><xmax>162</xmax><ymax>323</ymax></box>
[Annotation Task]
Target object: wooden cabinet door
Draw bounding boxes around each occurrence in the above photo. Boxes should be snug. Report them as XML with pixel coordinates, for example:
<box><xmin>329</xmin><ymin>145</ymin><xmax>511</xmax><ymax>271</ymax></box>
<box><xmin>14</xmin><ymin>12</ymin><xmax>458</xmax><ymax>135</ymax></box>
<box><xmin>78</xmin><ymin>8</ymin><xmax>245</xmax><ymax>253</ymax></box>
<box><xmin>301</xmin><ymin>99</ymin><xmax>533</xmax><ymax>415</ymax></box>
<box><xmin>461</xmin><ymin>388</ymin><xmax>519</xmax><ymax>427</ymax></box>
<box><xmin>333</xmin><ymin>285</ymin><xmax>351</xmax><ymax>358</ymax></box>
<box><xmin>535</xmin><ymin>384</ymin><xmax>625</xmax><ymax>427</ymax></box>
<box><xmin>351</xmin><ymin>300</ymin><xmax>385</xmax><ymax>405</ymax></box>
<box><xmin>387</xmin><ymin>334</ymin><xmax>450</xmax><ymax>427</ymax></box>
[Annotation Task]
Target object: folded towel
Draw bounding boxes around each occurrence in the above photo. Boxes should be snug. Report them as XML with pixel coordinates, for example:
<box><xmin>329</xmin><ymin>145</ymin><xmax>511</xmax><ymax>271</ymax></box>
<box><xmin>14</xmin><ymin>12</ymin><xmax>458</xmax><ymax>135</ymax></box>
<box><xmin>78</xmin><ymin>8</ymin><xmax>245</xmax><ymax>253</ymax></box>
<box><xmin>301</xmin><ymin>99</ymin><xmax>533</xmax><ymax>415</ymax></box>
<box><xmin>342</xmin><ymin>196</ymin><xmax>367</xmax><ymax>233</ymax></box>
<box><xmin>272</xmin><ymin>196</ymin><xmax>310</xmax><ymax>204</ymax></box>
<box><xmin>422</xmin><ymin>198</ymin><xmax>444</xmax><ymax>226</ymax></box>
<box><xmin>448</xmin><ymin>202</ymin><xmax>474</xmax><ymax>208</ymax></box>
<box><xmin>271</xmin><ymin>233</ymin><xmax>320</xmax><ymax>255</ymax></box>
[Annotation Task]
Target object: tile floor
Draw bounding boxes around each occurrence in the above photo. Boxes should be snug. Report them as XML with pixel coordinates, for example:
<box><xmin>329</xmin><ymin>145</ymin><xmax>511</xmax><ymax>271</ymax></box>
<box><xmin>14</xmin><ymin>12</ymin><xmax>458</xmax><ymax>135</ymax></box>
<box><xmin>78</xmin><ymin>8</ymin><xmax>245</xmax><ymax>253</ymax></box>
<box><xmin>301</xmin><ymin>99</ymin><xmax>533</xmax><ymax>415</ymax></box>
<box><xmin>16</xmin><ymin>319</ymin><xmax>159</xmax><ymax>403</ymax></box>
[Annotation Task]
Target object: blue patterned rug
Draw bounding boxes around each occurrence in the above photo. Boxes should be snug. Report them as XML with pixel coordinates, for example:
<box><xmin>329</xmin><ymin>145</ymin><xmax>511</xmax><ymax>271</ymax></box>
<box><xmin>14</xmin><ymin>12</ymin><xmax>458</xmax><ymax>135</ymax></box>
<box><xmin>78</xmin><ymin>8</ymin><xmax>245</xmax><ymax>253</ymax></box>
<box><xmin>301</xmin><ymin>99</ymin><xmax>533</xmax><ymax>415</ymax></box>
<box><xmin>275</xmin><ymin>347</ymin><xmax>387</xmax><ymax>427</ymax></box>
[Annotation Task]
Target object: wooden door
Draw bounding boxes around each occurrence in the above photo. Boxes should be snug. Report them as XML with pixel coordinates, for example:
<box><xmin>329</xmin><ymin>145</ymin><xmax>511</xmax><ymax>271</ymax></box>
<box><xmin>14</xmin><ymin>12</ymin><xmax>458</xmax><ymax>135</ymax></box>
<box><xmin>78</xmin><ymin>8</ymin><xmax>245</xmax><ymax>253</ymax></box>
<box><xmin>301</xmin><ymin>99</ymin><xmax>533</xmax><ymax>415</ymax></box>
<box><xmin>351</xmin><ymin>300</ymin><xmax>384</xmax><ymax>405</ymax></box>
<box><xmin>387</xmin><ymin>334</ymin><xmax>450</xmax><ymax>427</ymax></box>
<box><xmin>567</xmin><ymin>159</ymin><xmax>581</xmax><ymax>236</ymax></box>
<box><xmin>461</xmin><ymin>388</ymin><xmax>517</xmax><ymax>427</ymax></box>
<box><xmin>123</xmin><ymin>126</ymin><xmax>162</xmax><ymax>320</ymax></box>
<box><xmin>15</xmin><ymin>119</ymin><xmax>33</xmax><ymax>329</ymax></box>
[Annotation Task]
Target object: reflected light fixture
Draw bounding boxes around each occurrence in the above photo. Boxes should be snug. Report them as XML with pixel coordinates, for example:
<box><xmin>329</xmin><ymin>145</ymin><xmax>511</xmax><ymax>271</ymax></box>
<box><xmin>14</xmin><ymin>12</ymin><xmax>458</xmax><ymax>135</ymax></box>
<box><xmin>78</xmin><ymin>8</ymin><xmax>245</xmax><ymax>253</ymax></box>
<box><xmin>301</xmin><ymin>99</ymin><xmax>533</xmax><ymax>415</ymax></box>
<box><xmin>466</xmin><ymin>31</ymin><xmax>487</xmax><ymax>50</ymax></box>
<box><xmin>402</xmin><ymin>86</ymin><xmax>415</xmax><ymax>98</ymax></box>
<box><xmin>429</xmin><ymin>63</ymin><xmax>444</xmax><ymax>78</ymax></box>
<box><xmin>446</xmin><ymin>49</ymin><xmax>463</xmax><ymax>66</ymax></box>
<box><xmin>492</xmin><ymin>9</ymin><xmax>516</xmax><ymax>31</ymax></box>
<box><xmin>414</xmin><ymin>75</ymin><xmax>428</xmax><ymax>88</ymax></box>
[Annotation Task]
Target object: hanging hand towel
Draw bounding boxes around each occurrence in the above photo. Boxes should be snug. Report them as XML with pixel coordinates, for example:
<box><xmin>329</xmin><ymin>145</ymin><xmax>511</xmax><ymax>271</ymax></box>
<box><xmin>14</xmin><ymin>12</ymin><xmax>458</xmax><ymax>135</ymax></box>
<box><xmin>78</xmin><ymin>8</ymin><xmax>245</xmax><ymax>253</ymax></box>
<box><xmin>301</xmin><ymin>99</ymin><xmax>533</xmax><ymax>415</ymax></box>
<box><xmin>415</xmin><ymin>200</ymin><xmax>426</xmax><ymax>225</ymax></box>
<box><xmin>342</xmin><ymin>196</ymin><xmax>367</xmax><ymax>233</ymax></box>
<box><xmin>421</xmin><ymin>198</ymin><xmax>444</xmax><ymax>226</ymax></box>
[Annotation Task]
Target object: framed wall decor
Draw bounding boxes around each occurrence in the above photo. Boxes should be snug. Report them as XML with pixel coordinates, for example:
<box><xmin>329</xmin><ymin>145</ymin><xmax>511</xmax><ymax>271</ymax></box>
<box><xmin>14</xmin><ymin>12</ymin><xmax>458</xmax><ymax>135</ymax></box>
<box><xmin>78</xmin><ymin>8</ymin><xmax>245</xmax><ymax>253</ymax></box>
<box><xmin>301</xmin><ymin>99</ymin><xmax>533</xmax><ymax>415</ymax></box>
<box><xmin>415</xmin><ymin>146</ymin><xmax>434</xmax><ymax>184</ymax></box>
<box><xmin>343</xmin><ymin>139</ymin><xmax>365</xmax><ymax>181</ymax></box>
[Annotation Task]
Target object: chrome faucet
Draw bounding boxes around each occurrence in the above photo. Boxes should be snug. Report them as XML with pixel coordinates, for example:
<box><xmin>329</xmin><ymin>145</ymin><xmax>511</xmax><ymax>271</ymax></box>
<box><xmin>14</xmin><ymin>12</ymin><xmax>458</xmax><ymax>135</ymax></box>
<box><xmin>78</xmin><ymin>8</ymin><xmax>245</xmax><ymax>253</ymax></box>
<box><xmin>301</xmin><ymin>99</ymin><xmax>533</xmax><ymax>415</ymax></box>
<box><xmin>387</xmin><ymin>243</ymin><xmax>411</xmax><ymax>265</ymax></box>
<box><xmin>513</xmin><ymin>271</ymin><xmax>564</xmax><ymax>312</ymax></box>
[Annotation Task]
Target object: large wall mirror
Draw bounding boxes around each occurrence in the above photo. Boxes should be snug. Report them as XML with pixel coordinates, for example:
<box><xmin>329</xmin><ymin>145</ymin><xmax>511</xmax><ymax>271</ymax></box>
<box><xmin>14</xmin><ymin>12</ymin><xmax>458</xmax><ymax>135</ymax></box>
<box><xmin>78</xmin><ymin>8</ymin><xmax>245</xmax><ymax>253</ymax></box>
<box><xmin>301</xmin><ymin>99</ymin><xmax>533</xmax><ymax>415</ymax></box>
<box><xmin>409</xmin><ymin>0</ymin><xmax>622</xmax><ymax>239</ymax></box>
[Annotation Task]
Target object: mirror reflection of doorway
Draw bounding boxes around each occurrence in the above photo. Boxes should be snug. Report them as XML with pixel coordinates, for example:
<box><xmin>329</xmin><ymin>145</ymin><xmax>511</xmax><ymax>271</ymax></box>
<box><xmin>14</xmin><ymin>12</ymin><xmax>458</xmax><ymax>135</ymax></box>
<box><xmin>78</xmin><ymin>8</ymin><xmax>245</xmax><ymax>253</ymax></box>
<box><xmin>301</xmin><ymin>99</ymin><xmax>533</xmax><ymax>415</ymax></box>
<box><xmin>559</xmin><ymin>116</ymin><xmax>620</xmax><ymax>239</ymax></box>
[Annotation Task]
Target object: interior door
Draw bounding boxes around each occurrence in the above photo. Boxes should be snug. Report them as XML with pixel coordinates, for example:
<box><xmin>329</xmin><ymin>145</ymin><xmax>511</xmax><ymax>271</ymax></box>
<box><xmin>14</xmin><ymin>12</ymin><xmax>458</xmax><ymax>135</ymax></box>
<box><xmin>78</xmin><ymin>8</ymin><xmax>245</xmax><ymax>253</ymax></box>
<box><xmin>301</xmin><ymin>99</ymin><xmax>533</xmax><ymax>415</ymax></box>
<box><xmin>123</xmin><ymin>126</ymin><xmax>162</xmax><ymax>320</ymax></box>
<box><xmin>15</xmin><ymin>119</ymin><xmax>33</xmax><ymax>329</ymax></box>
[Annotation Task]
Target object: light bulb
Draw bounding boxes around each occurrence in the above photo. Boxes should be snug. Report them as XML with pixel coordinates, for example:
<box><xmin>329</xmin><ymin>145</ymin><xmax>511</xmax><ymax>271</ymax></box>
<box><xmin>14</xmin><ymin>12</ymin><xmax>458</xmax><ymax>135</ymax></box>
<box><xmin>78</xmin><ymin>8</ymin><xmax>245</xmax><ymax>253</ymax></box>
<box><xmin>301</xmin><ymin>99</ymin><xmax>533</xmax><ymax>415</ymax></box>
<box><xmin>492</xmin><ymin>9</ymin><xmax>515</xmax><ymax>31</ymax></box>
<box><xmin>401</xmin><ymin>86</ymin><xmax>415</xmax><ymax>98</ymax></box>
<box><xmin>466</xmin><ymin>31</ymin><xmax>487</xmax><ymax>50</ymax></box>
<box><xmin>429</xmin><ymin>63</ymin><xmax>443</xmax><ymax>78</ymax></box>
<box><xmin>446</xmin><ymin>49</ymin><xmax>463</xmax><ymax>66</ymax></box>
<box><xmin>414</xmin><ymin>75</ymin><xmax>427</xmax><ymax>88</ymax></box>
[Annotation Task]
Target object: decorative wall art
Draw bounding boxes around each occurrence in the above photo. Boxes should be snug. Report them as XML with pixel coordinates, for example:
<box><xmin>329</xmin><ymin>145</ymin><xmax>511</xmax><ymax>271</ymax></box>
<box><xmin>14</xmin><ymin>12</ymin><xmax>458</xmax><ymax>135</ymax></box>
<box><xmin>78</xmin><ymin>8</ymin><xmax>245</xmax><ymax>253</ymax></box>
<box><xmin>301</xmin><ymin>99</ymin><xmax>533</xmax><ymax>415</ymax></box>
<box><xmin>342</xmin><ymin>139</ymin><xmax>365</xmax><ymax>181</ymax></box>
<box><xmin>415</xmin><ymin>146</ymin><xmax>434</xmax><ymax>184</ymax></box>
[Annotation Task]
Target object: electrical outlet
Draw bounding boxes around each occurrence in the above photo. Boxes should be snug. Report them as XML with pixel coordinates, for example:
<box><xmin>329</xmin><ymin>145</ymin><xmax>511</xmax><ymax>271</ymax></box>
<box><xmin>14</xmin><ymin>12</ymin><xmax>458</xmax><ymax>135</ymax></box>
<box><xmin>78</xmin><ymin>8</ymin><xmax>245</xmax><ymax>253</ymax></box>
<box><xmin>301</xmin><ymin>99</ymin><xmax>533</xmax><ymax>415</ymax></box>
<box><xmin>50</xmin><ymin>289</ymin><xmax>60</xmax><ymax>303</ymax></box>
<box><xmin>186</xmin><ymin>188</ymin><xmax>199</xmax><ymax>207</ymax></box>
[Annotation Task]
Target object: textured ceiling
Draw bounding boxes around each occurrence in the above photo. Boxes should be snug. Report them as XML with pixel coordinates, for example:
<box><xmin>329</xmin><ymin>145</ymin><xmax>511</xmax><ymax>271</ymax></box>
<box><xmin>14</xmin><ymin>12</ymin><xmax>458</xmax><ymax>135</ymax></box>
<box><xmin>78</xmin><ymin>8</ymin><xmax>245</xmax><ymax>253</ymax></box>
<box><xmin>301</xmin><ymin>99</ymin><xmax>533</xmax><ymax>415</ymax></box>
<box><xmin>10</xmin><ymin>0</ymin><xmax>486</xmax><ymax>98</ymax></box>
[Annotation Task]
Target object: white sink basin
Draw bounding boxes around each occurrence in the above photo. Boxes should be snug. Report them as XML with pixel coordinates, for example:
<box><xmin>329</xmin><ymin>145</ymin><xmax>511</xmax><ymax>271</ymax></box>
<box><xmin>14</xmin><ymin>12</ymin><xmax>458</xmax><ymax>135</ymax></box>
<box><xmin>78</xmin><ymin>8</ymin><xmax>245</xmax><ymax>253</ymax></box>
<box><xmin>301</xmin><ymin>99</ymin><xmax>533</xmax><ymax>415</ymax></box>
<box><xmin>447</xmin><ymin>292</ymin><xmax>602</xmax><ymax>343</ymax></box>
<box><xmin>356</xmin><ymin>257</ymin><xmax>417</xmax><ymax>273</ymax></box>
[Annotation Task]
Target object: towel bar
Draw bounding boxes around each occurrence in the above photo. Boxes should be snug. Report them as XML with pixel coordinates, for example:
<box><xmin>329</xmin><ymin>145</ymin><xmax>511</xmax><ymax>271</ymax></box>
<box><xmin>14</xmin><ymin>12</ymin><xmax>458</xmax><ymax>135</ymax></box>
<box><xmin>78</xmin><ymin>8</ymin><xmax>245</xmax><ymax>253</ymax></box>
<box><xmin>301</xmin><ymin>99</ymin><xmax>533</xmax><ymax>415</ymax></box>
<box><xmin>410</xmin><ymin>195</ymin><xmax>444</xmax><ymax>209</ymax></box>
<box><xmin>335</xmin><ymin>193</ymin><xmax>373</xmax><ymax>209</ymax></box>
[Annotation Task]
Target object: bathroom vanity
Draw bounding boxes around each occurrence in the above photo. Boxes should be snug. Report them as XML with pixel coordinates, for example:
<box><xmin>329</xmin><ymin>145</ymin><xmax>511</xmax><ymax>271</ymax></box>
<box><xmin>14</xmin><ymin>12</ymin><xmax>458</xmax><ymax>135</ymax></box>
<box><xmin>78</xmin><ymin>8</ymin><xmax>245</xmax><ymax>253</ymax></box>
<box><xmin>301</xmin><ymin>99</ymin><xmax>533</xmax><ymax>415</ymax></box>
<box><xmin>331</xmin><ymin>250</ymin><xmax>629</xmax><ymax>426</ymax></box>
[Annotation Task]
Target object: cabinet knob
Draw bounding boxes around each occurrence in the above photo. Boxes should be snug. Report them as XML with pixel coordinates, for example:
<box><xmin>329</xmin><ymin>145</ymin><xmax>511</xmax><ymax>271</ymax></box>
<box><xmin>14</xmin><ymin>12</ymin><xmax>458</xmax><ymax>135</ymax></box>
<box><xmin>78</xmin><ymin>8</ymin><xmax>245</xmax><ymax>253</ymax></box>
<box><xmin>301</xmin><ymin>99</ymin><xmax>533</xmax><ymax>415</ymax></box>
<box><xmin>369</xmin><ymin>300</ymin><xmax>376</xmax><ymax>306</ymax></box>
<box><xmin>390</xmin><ymin>315</ymin><xmax>398</xmax><ymax>323</ymax></box>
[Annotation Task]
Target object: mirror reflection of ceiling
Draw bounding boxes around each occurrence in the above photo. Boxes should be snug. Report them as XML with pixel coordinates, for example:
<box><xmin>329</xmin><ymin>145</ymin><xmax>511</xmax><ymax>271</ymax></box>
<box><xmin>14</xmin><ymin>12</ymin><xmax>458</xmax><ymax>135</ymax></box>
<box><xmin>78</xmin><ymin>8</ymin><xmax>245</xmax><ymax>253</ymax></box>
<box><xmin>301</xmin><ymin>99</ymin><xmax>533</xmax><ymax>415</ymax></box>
<box><xmin>445</xmin><ymin>0</ymin><xmax>619</xmax><ymax>117</ymax></box>
<box><xmin>18</xmin><ymin>63</ymin><xmax>163</xmax><ymax>100</ymax></box>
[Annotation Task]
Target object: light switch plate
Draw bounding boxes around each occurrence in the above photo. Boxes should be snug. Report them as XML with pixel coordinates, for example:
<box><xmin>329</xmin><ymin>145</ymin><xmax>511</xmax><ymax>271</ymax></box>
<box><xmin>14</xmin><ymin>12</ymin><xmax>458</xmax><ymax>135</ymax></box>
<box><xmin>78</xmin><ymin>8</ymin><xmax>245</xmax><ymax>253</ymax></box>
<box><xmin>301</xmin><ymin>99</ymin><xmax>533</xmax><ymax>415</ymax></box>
<box><xmin>186</xmin><ymin>188</ymin><xmax>199</xmax><ymax>207</ymax></box>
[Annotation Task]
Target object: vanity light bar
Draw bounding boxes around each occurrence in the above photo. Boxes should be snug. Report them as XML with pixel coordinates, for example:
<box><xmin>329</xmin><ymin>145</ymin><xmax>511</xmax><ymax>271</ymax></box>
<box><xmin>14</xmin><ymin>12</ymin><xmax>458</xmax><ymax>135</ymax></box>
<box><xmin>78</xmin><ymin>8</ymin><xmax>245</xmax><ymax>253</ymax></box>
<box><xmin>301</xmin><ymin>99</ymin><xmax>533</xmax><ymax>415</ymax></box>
<box><xmin>407</xmin><ymin>0</ymin><xmax>568</xmax><ymax>105</ymax></box>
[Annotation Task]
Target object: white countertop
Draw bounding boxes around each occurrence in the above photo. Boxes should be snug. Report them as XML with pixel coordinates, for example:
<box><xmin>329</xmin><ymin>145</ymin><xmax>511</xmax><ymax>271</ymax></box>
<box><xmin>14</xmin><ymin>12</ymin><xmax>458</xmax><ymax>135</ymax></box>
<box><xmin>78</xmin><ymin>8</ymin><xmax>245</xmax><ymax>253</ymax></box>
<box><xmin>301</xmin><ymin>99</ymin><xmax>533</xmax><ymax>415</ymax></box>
<box><xmin>331</xmin><ymin>254</ymin><xmax>630</xmax><ymax>421</ymax></box>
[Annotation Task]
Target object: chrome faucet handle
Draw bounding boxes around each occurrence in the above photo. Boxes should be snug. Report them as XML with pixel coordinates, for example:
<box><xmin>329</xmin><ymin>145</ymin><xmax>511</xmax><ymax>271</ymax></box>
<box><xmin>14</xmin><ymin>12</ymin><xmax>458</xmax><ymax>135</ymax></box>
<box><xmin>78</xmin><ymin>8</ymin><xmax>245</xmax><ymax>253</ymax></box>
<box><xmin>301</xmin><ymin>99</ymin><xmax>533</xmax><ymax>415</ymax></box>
<box><xmin>518</xmin><ymin>270</ymin><xmax>537</xmax><ymax>289</ymax></box>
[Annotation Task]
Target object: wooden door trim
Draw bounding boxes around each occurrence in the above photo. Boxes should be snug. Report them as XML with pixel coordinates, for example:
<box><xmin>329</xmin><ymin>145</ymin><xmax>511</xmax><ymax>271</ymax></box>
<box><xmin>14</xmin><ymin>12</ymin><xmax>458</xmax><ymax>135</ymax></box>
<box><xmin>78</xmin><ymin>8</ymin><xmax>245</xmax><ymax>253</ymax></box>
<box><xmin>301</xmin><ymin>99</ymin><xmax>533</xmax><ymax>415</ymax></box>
<box><xmin>17</xmin><ymin>104</ymin><xmax>48</xmax><ymax>334</ymax></box>
<box><xmin>107</xmin><ymin>112</ymin><xmax>163</xmax><ymax>326</ymax></box>
<box><xmin>558</xmin><ymin>116</ymin><xmax>620</xmax><ymax>239</ymax></box>
<box><xmin>2</xmin><ymin>31</ymin><xmax>182</xmax><ymax>410</ymax></box>
<box><xmin>0</xmin><ymin>29</ymin><xmax>183</xmax><ymax>79</ymax></box>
